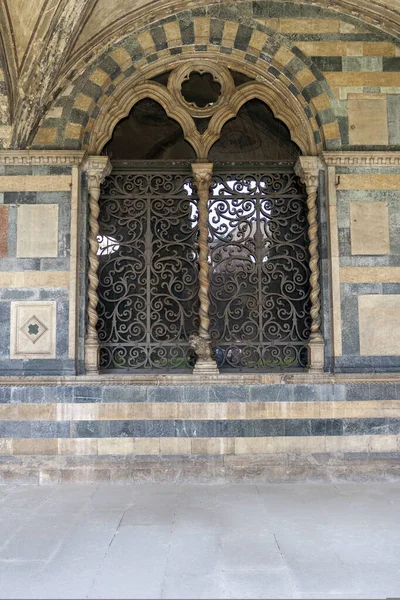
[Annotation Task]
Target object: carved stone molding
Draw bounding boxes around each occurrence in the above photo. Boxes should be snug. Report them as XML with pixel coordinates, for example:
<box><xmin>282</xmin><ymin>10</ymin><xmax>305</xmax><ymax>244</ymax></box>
<box><xmin>0</xmin><ymin>150</ymin><xmax>86</xmax><ymax>165</ymax></box>
<box><xmin>84</xmin><ymin>155</ymin><xmax>112</xmax><ymax>374</ymax></box>
<box><xmin>322</xmin><ymin>152</ymin><xmax>400</xmax><ymax>167</ymax></box>
<box><xmin>295</xmin><ymin>156</ymin><xmax>324</xmax><ymax>373</ymax></box>
<box><xmin>203</xmin><ymin>81</ymin><xmax>314</xmax><ymax>158</ymax></box>
<box><xmin>168</xmin><ymin>62</ymin><xmax>235</xmax><ymax>118</ymax></box>
<box><xmin>89</xmin><ymin>80</ymin><xmax>201</xmax><ymax>157</ymax></box>
<box><xmin>4</xmin><ymin>371</ymin><xmax>400</xmax><ymax>387</ymax></box>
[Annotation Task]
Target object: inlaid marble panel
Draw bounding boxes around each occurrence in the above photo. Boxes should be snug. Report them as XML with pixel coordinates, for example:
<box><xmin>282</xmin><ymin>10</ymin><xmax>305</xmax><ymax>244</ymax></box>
<box><xmin>16</xmin><ymin>204</ymin><xmax>59</xmax><ymax>258</ymax></box>
<box><xmin>10</xmin><ymin>301</ymin><xmax>56</xmax><ymax>359</ymax></box>
<box><xmin>350</xmin><ymin>201</ymin><xmax>390</xmax><ymax>255</ymax></box>
<box><xmin>359</xmin><ymin>295</ymin><xmax>400</xmax><ymax>356</ymax></box>
<box><xmin>348</xmin><ymin>94</ymin><xmax>388</xmax><ymax>146</ymax></box>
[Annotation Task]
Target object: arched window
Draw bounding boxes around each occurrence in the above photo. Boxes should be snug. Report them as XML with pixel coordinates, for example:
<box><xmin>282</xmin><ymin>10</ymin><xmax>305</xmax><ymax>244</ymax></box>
<box><xmin>96</xmin><ymin>67</ymin><xmax>311</xmax><ymax>372</ymax></box>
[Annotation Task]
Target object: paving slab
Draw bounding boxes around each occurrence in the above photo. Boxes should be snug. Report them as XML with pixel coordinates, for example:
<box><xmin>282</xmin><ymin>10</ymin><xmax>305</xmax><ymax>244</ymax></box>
<box><xmin>0</xmin><ymin>482</ymin><xmax>398</xmax><ymax>599</ymax></box>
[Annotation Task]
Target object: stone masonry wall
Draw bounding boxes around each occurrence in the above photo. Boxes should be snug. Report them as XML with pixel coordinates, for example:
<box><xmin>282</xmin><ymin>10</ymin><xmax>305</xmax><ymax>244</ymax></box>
<box><xmin>0</xmin><ymin>154</ymin><xmax>86</xmax><ymax>376</ymax></box>
<box><xmin>325</xmin><ymin>162</ymin><xmax>400</xmax><ymax>373</ymax></box>
<box><xmin>1</xmin><ymin>380</ymin><xmax>400</xmax><ymax>482</ymax></box>
<box><xmin>32</xmin><ymin>2</ymin><xmax>400</xmax><ymax>155</ymax></box>
<box><xmin>0</xmin><ymin>0</ymin><xmax>400</xmax><ymax>475</ymax></box>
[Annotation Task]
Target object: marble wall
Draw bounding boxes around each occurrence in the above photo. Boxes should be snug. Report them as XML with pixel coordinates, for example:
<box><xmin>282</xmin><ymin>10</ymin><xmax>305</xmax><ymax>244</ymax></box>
<box><xmin>325</xmin><ymin>163</ymin><xmax>400</xmax><ymax>372</ymax></box>
<box><xmin>0</xmin><ymin>1</ymin><xmax>400</xmax><ymax>472</ymax></box>
<box><xmin>0</xmin><ymin>154</ymin><xmax>86</xmax><ymax>375</ymax></box>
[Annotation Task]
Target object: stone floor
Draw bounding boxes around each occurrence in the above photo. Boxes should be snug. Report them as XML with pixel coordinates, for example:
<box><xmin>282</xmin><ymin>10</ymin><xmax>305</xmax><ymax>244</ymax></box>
<box><xmin>0</xmin><ymin>482</ymin><xmax>399</xmax><ymax>599</ymax></box>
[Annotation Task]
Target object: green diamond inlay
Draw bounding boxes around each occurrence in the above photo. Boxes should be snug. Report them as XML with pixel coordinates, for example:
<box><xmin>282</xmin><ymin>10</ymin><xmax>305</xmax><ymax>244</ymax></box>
<box><xmin>28</xmin><ymin>324</ymin><xmax>40</xmax><ymax>336</ymax></box>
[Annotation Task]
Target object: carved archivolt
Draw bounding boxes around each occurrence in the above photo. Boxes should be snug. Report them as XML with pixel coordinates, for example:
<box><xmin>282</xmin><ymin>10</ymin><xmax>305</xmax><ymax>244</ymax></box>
<box><xmin>90</xmin><ymin>80</ymin><xmax>202</xmax><ymax>157</ymax></box>
<box><xmin>89</xmin><ymin>56</ymin><xmax>318</xmax><ymax>157</ymax></box>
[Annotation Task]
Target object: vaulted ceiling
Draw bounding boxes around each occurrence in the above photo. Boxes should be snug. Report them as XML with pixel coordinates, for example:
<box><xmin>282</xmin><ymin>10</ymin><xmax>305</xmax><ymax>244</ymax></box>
<box><xmin>0</xmin><ymin>0</ymin><xmax>400</xmax><ymax>147</ymax></box>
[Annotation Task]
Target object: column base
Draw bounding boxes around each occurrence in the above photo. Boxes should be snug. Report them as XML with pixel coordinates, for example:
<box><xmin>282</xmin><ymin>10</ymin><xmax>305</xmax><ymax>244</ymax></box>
<box><xmin>192</xmin><ymin>360</ymin><xmax>219</xmax><ymax>375</ymax></box>
<box><xmin>84</xmin><ymin>340</ymin><xmax>99</xmax><ymax>374</ymax></box>
<box><xmin>307</xmin><ymin>334</ymin><xmax>325</xmax><ymax>373</ymax></box>
<box><xmin>189</xmin><ymin>333</ymin><xmax>219</xmax><ymax>375</ymax></box>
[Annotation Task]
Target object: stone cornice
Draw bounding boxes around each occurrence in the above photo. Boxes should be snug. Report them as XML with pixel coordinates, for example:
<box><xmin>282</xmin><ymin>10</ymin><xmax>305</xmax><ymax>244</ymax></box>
<box><xmin>322</xmin><ymin>152</ymin><xmax>400</xmax><ymax>167</ymax></box>
<box><xmin>0</xmin><ymin>150</ymin><xmax>86</xmax><ymax>166</ymax></box>
<box><xmin>2</xmin><ymin>372</ymin><xmax>400</xmax><ymax>386</ymax></box>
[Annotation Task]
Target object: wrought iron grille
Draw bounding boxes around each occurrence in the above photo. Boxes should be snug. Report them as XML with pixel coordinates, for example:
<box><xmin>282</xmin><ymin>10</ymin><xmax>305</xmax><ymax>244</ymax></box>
<box><xmin>97</xmin><ymin>162</ymin><xmax>311</xmax><ymax>371</ymax></box>
<box><xmin>97</xmin><ymin>163</ymin><xmax>200</xmax><ymax>371</ymax></box>
<box><xmin>208</xmin><ymin>165</ymin><xmax>311</xmax><ymax>370</ymax></box>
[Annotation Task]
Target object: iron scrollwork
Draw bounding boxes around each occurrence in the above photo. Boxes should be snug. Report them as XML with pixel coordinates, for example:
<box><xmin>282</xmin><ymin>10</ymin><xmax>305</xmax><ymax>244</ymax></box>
<box><xmin>208</xmin><ymin>167</ymin><xmax>311</xmax><ymax>369</ymax></box>
<box><xmin>97</xmin><ymin>163</ymin><xmax>311</xmax><ymax>372</ymax></box>
<box><xmin>97</xmin><ymin>165</ymin><xmax>199</xmax><ymax>371</ymax></box>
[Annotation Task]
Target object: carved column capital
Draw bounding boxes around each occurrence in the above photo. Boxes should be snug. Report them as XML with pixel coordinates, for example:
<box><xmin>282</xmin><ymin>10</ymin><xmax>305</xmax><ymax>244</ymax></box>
<box><xmin>84</xmin><ymin>156</ymin><xmax>112</xmax><ymax>194</ymax></box>
<box><xmin>294</xmin><ymin>156</ymin><xmax>321</xmax><ymax>191</ymax></box>
<box><xmin>192</xmin><ymin>162</ymin><xmax>213</xmax><ymax>188</ymax></box>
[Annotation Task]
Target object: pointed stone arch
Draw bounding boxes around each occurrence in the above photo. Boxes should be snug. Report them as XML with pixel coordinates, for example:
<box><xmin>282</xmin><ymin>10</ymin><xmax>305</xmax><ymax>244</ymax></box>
<box><xmin>32</xmin><ymin>12</ymin><xmax>342</xmax><ymax>154</ymax></box>
<box><xmin>88</xmin><ymin>59</ymin><xmax>318</xmax><ymax>157</ymax></box>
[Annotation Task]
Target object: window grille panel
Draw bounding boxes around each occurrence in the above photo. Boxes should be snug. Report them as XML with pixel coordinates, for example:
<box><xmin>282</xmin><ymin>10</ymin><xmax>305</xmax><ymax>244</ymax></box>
<box><xmin>97</xmin><ymin>164</ymin><xmax>199</xmax><ymax>371</ymax></box>
<box><xmin>97</xmin><ymin>162</ymin><xmax>311</xmax><ymax>372</ymax></box>
<box><xmin>208</xmin><ymin>166</ymin><xmax>311</xmax><ymax>370</ymax></box>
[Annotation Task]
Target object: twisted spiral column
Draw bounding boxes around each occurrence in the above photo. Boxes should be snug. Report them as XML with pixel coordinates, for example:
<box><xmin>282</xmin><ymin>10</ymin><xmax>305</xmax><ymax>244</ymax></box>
<box><xmin>84</xmin><ymin>156</ymin><xmax>112</xmax><ymax>374</ymax></box>
<box><xmin>295</xmin><ymin>157</ymin><xmax>325</xmax><ymax>372</ymax></box>
<box><xmin>191</xmin><ymin>162</ymin><xmax>219</xmax><ymax>374</ymax></box>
